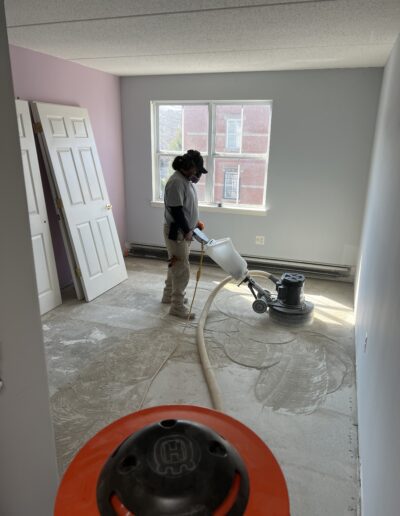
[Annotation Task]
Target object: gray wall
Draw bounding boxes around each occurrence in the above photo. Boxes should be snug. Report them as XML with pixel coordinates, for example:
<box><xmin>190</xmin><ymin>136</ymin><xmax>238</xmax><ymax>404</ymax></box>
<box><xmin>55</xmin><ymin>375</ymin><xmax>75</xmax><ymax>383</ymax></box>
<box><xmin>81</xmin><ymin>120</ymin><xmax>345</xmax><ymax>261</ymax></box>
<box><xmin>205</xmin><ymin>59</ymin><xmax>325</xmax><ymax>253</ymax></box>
<box><xmin>355</xmin><ymin>35</ymin><xmax>400</xmax><ymax>516</ymax></box>
<box><xmin>121</xmin><ymin>68</ymin><xmax>382</xmax><ymax>266</ymax></box>
<box><xmin>0</xmin><ymin>3</ymin><xmax>59</xmax><ymax>514</ymax></box>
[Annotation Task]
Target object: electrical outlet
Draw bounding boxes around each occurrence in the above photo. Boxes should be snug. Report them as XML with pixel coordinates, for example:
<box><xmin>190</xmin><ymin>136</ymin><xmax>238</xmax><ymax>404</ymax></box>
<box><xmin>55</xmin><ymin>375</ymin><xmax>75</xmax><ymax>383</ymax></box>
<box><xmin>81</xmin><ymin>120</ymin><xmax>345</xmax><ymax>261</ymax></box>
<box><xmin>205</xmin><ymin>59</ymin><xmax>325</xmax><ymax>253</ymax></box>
<box><xmin>255</xmin><ymin>236</ymin><xmax>265</xmax><ymax>245</ymax></box>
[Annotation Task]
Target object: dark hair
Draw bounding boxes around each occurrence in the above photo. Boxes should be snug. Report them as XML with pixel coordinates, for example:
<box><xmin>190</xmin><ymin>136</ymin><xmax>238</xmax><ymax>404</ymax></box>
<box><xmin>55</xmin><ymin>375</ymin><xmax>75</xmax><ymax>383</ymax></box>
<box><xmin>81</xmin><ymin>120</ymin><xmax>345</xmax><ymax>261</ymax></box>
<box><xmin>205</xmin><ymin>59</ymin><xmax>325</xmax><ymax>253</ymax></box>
<box><xmin>172</xmin><ymin>153</ymin><xmax>195</xmax><ymax>172</ymax></box>
<box><xmin>172</xmin><ymin>149</ymin><xmax>206</xmax><ymax>174</ymax></box>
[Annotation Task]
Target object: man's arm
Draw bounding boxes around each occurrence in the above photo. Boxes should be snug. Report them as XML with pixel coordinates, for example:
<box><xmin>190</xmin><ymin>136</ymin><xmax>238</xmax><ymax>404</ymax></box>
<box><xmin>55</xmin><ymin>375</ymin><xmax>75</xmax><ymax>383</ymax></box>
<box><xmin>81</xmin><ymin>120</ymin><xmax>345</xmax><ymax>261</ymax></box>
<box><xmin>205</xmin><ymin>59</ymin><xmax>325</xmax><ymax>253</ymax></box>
<box><xmin>168</xmin><ymin>206</ymin><xmax>192</xmax><ymax>239</ymax></box>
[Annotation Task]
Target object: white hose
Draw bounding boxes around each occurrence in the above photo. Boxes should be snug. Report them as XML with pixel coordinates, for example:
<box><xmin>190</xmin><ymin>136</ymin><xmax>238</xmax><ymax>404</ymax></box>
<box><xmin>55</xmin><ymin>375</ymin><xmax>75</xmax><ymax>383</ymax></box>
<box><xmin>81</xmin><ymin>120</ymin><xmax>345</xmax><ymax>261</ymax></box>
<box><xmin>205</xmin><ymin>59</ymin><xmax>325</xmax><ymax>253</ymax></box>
<box><xmin>196</xmin><ymin>270</ymin><xmax>275</xmax><ymax>411</ymax></box>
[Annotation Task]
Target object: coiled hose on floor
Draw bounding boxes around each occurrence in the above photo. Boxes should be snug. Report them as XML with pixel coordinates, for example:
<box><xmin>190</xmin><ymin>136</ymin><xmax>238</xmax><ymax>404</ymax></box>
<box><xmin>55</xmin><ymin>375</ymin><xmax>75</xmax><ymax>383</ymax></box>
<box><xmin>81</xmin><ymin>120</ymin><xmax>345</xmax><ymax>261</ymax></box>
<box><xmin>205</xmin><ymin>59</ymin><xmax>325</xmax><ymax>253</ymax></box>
<box><xmin>196</xmin><ymin>270</ymin><xmax>275</xmax><ymax>411</ymax></box>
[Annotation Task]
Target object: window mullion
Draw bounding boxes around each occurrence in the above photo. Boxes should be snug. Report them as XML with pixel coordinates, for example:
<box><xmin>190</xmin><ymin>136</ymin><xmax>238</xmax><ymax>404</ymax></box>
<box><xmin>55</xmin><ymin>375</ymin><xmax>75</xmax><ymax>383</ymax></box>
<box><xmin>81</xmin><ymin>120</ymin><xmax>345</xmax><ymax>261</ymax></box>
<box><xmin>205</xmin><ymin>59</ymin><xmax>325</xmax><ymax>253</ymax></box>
<box><xmin>236</xmin><ymin>163</ymin><xmax>241</xmax><ymax>205</ymax></box>
<box><xmin>206</xmin><ymin>102</ymin><xmax>214</xmax><ymax>204</ymax></box>
<box><xmin>181</xmin><ymin>107</ymin><xmax>185</xmax><ymax>152</ymax></box>
<box><xmin>157</xmin><ymin>150</ymin><xmax>184</xmax><ymax>156</ymax></box>
<box><xmin>239</xmin><ymin>105</ymin><xmax>244</xmax><ymax>154</ymax></box>
<box><xmin>152</xmin><ymin>103</ymin><xmax>159</xmax><ymax>201</ymax></box>
<box><xmin>263</xmin><ymin>105</ymin><xmax>273</xmax><ymax>207</ymax></box>
<box><xmin>214</xmin><ymin>152</ymin><xmax>266</xmax><ymax>159</ymax></box>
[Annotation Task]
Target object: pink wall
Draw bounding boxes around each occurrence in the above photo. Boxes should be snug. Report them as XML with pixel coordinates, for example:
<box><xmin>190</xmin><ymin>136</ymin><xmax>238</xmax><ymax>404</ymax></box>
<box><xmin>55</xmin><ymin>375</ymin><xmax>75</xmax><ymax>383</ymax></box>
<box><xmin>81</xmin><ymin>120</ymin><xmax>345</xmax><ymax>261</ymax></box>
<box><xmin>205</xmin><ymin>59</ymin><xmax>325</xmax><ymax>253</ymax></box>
<box><xmin>9</xmin><ymin>45</ymin><xmax>126</xmax><ymax>286</ymax></box>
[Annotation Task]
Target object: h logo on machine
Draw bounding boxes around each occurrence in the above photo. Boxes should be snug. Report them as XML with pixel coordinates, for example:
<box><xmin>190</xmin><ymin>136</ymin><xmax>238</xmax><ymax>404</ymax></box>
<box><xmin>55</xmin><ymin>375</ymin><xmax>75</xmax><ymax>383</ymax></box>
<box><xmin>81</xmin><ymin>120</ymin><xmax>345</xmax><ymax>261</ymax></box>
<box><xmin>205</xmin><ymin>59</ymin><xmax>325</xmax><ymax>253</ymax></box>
<box><xmin>152</xmin><ymin>434</ymin><xmax>200</xmax><ymax>477</ymax></box>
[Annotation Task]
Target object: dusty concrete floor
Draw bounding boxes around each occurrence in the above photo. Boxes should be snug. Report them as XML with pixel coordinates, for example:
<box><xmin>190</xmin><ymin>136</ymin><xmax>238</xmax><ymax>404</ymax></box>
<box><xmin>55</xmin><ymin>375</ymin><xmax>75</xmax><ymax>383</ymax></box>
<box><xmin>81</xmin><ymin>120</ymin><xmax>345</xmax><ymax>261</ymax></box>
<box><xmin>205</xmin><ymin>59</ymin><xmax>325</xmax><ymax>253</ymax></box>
<box><xmin>42</xmin><ymin>257</ymin><xmax>358</xmax><ymax>515</ymax></box>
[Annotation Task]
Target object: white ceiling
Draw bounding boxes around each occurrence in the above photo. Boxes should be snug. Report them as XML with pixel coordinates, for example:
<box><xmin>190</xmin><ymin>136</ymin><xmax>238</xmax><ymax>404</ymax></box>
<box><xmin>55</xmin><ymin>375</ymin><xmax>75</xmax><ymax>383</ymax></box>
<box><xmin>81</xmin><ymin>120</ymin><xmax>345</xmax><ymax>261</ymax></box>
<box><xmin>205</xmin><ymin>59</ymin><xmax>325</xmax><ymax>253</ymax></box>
<box><xmin>5</xmin><ymin>0</ymin><xmax>400</xmax><ymax>76</ymax></box>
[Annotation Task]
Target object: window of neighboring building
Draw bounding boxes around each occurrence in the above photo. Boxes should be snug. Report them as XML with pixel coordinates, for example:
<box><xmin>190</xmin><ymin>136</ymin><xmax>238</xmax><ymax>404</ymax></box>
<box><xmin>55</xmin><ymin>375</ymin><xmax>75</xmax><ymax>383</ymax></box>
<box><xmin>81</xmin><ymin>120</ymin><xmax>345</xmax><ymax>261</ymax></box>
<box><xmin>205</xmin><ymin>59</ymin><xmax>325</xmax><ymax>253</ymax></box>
<box><xmin>223</xmin><ymin>167</ymin><xmax>239</xmax><ymax>201</ymax></box>
<box><xmin>152</xmin><ymin>101</ymin><xmax>272</xmax><ymax>209</ymax></box>
<box><xmin>226</xmin><ymin>119</ymin><xmax>241</xmax><ymax>151</ymax></box>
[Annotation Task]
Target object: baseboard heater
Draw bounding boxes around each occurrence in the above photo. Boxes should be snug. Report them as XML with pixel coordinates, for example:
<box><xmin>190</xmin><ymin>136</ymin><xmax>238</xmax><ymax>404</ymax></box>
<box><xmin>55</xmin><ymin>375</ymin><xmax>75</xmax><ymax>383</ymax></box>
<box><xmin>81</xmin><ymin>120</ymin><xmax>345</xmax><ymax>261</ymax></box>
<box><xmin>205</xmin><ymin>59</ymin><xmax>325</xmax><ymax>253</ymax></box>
<box><xmin>128</xmin><ymin>243</ymin><xmax>353</xmax><ymax>281</ymax></box>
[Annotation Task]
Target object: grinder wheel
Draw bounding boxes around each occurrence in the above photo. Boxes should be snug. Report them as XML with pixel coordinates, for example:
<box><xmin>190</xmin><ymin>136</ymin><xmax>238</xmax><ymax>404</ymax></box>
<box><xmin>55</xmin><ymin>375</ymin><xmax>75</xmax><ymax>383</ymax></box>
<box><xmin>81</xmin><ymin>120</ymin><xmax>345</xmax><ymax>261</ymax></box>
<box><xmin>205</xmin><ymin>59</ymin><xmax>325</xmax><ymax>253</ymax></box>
<box><xmin>269</xmin><ymin>300</ymin><xmax>314</xmax><ymax>324</ymax></box>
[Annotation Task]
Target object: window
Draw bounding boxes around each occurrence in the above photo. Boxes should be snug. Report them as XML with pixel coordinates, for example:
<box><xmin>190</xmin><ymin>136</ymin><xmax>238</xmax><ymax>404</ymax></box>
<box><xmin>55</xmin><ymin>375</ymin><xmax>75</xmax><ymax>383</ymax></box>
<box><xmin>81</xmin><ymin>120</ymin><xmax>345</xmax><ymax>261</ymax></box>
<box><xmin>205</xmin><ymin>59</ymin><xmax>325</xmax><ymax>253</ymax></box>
<box><xmin>223</xmin><ymin>167</ymin><xmax>239</xmax><ymax>200</ymax></box>
<box><xmin>152</xmin><ymin>101</ymin><xmax>272</xmax><ymax>209</ymax></box>
<box><xmin>226</xmin><ymin>119</ymin><xmax>241</xmax><ymax>151</ymax></box>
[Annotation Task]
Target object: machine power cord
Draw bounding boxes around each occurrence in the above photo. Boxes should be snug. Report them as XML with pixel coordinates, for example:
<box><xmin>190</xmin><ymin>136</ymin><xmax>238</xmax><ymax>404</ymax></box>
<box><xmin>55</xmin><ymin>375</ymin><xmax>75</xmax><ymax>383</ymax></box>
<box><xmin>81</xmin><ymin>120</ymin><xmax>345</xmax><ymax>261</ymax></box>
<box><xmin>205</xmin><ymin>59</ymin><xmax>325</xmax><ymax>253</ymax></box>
<box><xmin>185</xmin><ymin>243</ymin><xmax>205</xmax><ymax>326</ymax></box>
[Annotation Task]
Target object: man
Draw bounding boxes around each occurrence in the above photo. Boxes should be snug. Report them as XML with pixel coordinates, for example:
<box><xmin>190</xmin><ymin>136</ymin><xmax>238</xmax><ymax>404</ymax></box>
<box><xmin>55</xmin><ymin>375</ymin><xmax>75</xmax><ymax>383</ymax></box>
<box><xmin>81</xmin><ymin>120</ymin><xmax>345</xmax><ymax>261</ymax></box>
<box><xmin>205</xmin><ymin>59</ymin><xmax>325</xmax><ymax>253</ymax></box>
<box><xmin>162</xmin><ymin>150</ymin><xmax>207</xmax><ymax>319</ymax></box>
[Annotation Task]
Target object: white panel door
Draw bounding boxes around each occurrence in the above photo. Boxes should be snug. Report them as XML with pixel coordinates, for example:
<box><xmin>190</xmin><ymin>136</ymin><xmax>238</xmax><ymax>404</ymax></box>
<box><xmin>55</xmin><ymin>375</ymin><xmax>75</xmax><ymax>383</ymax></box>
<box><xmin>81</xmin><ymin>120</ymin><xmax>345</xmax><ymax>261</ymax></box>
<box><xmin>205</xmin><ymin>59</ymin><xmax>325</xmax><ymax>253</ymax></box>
<box><xmin>16</xmin><ymin>100</ymin><xmax>62</xmax><ymax>314</ymax></box>
<box><xmin>31</xmin><ymin>102</ymin><xmax>127</xmax><ymax>302</ymax></box>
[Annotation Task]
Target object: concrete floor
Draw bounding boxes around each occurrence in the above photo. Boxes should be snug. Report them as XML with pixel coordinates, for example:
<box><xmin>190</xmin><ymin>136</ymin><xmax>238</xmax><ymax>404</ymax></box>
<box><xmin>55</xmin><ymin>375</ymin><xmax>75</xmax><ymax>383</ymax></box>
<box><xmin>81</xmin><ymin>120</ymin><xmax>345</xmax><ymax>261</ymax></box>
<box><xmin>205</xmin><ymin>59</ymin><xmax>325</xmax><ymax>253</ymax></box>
<box><xmin>42</xmin><ymin>257</ymin><xmax>359</xmax><ymax>515</ymax></box>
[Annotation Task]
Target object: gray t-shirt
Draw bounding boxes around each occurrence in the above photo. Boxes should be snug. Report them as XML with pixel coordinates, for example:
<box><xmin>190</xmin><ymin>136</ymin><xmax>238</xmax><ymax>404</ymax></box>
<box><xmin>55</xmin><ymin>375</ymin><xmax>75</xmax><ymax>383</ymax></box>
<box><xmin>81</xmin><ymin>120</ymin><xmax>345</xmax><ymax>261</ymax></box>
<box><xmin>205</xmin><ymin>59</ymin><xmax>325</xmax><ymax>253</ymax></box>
<box><xmin>164</xmin><ymin>171</ymin><xmax>199</xmax><ymax>230</ymax></box>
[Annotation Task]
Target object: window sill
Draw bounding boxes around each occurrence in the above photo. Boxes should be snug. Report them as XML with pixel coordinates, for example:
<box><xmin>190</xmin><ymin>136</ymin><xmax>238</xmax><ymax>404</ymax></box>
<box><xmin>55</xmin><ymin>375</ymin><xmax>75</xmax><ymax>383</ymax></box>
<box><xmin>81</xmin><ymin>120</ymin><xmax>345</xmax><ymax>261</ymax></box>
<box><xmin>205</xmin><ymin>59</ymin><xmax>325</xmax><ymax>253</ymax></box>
<box><xmin>150</xmin><ymin>201</ymin><xmax>268</xmax><ymax>216</ymax></box>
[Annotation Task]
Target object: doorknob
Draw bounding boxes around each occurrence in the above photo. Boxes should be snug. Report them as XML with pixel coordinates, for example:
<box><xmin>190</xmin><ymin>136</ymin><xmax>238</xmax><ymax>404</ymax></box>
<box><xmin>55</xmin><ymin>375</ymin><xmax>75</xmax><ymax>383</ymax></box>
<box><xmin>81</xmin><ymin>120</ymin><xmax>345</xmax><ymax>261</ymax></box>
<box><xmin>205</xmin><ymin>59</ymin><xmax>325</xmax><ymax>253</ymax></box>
<box><xmin>106</xmin><ymin>203</ymin><xmax>112</xmax><ymax>210</ymax></box>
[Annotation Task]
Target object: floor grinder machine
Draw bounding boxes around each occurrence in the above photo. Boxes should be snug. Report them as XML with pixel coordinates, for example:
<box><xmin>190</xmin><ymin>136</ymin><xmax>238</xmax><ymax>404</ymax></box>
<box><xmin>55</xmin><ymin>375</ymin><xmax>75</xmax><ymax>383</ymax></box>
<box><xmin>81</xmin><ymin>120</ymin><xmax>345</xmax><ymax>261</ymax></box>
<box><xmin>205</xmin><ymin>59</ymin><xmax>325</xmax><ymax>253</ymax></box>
<box><xmin>54</xmin><ymin>232</ymin><xmax>314</xmax><ymax>515</ymax></box>
<box><xmin>55</xmin><ymin>406</ymin><xmax>289</xmax><ymax>515</ymax></box>
<box><xmin>193</xmin><ymin>228</ymin><xmax>314</xmax><ymax>324</ymax></box>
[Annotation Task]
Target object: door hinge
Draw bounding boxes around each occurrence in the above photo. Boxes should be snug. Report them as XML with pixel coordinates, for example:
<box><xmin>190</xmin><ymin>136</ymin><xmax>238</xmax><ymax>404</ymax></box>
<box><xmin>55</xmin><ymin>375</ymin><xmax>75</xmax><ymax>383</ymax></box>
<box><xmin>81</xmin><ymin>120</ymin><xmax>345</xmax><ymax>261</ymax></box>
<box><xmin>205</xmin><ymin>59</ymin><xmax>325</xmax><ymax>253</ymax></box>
<box><xmin>55</xmin><ymin>197</ymin><xmax>63</xmax><ymax>210</ymax></box>
<box><xmin>33</xmin><ymin>122</ymin><xmax>43</xmax><ymax>134</ymax></box>
<box><xmin>75</xmin><ymin>266</ymin><xmax>82</xmax><ymax>278</ymax></box>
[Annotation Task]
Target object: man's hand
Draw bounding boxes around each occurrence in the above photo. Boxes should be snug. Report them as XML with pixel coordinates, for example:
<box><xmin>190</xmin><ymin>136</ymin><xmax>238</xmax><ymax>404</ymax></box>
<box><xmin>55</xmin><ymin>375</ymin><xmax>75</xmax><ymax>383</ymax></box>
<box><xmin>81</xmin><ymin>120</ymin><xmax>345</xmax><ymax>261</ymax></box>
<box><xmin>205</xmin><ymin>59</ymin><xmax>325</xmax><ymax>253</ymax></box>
<box><xmin>197</xmin><ymin>220</ymin><xmax>205</xmax><ymax>230</ymax></box>
<box><xmin>184</xmin><ymin>230</ymin><xmax>193</xmax><ymax>241</ymax></box>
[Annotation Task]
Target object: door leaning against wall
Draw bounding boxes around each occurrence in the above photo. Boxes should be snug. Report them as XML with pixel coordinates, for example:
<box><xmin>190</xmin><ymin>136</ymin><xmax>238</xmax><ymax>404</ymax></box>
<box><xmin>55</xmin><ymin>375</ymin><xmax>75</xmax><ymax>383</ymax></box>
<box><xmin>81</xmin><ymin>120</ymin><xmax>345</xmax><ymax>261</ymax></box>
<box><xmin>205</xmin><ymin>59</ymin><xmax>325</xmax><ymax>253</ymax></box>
<box><xmin>30</xmin><ymin>101</ymin><xmax>127</xmax><ymax>302</ymax></box>
<box><xmin>16</xmin><ymin>99</ymin><xmax>62</xmax><ymax>315</ymax></box>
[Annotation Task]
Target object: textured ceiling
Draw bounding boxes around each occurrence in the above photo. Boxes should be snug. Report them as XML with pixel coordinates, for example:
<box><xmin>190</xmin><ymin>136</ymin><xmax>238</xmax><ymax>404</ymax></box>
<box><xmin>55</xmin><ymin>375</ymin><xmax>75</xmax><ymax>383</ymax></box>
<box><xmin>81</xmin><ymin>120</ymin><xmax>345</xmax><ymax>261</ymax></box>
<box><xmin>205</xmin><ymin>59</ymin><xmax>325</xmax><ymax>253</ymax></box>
<box><xmin>5</xmin><ymin>0</ymin><xmax>400</xmax><ymax>76</ymax></box>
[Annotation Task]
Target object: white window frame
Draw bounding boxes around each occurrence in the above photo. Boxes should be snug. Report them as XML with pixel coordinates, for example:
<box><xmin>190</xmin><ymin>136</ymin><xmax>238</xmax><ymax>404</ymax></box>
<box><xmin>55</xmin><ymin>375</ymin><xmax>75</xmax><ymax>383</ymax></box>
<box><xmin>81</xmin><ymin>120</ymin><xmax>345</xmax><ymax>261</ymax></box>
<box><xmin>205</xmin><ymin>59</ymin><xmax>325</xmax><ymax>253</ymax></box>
<box><xmin>151</xmin><ymin>100</ymin><xmax>272</xmax><ymax>210</ymax></box>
